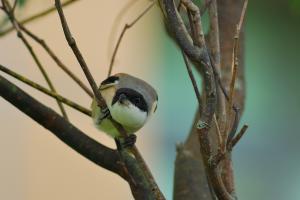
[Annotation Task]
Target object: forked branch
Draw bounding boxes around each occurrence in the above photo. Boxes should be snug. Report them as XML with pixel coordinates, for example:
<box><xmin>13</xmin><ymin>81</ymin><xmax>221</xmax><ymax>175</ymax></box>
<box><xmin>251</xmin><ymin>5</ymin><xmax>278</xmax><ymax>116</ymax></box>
<box><xmin>1</xmin><ymin>0</ymin><xmax>68</xmax><ymax>120</ymax></box>
<box><xmin>108</xmin><ymin>0</ymin><xmax>156</xmax><ymax>77</ymax></box>
<box><xmin>0</xmin><ymin>0</ymin><xmax>81</xmax><ymax>37</ymax></box>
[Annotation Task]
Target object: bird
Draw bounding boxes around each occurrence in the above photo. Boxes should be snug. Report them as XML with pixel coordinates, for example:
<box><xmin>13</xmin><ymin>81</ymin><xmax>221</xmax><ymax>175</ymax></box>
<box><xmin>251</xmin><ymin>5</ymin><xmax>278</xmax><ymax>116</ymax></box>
<box><xmin>91</xmin><ymin>73</ymin><xmax>158</xmax><ymax>147</ymax></box>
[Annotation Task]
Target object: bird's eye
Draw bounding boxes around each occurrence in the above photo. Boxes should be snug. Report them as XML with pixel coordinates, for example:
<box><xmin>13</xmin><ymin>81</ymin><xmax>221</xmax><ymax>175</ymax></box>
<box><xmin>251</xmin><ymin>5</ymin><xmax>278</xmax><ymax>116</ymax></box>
<box><xmin>134</xmin><ymin>97</ymin><xmax>141</xmax><ymax>104</ymax></box>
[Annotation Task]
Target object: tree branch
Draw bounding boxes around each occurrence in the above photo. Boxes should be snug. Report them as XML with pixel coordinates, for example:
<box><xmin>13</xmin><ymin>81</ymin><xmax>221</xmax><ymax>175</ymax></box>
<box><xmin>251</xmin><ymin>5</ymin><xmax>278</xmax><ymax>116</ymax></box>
<box><xmin>1</xmin><ymin>0</ymin><xmax>69</xmax><ymax>120</ymax></box>
<box><xmin>108</xmin><ymin>0</ymin><xmax>156</xmax><ymax>77</ymax></box>
<box><xmin>0</xmin><ymin>0</ymin><xmax>81</xmax><ymax>37</ymax></box>
<box><xmin>161</xmin><ymin>0</ymin><xmax>237</xmax><ymax>199</ymax></box>
<box><xmin>0</xmin><ymin>64</ymin><xmax>91</xmax><ymax>116</ymax></box>
<box><xmin>0</xmin><ymin>74</ymin><xmax>122</xmax><ymax>176</ymax></box>
<box><xmin>19</xmin><ymin>24</ymin><xmax>94</xmax><ymax>98</ymax></box>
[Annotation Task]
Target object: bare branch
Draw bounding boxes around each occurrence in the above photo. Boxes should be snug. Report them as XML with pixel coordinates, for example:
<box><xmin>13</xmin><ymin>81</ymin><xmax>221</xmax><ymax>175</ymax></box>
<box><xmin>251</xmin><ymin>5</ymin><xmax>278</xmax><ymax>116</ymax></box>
<box><xmin>227</xmin><ymin>0</ymin><xmax>248</xmax><ymax>120</ymax></box>
<box><xmin>19</xmin><ymin>24</ymin><xmax>94</xmax><ymax>98</ymax></box>
<box><xmin>0</xmin><ymin>74</ymin><xmax>122</xmax><ymax>178</ymax></box>
<box><xmin>0</xmin><ymin>0</ymin><xmax>81</xmax><ymax>37</ymax></box>
<box><xmin>0</xmin><ymin>64</ymin><xmax>91</xmax><ymax>116</ymax></box>
<box><xmin>55</xmin><ymin>0</ymin><xmax>103</xmax><ymax>106</ymax></box>
<box><xmin>162</xmin><ymin>0</ymin><xmax>236</xmax><ymax>199</ymax></box>
<box><xmin>182</xmin><ymin>52</ymin><xmax>202</xmax><ymax>106</ymax></box>
<box><xmin>11</xmin><ymin>0</ymin><xmax>17</xmax><ymax>13</ymax></box>
<box><xmin>108</xmin><ymin>0</ymin><xmax>156</xmax><ymax>77</ymax></box>
<box><xmin>1</xmin><ymin>0</ymin><xmax>68</xmax><ymax>120</ymax></box>
<box><xmin>229</xmin><ymin>124</ymin><xmax>248</xmax><ymax>149</ymax></box>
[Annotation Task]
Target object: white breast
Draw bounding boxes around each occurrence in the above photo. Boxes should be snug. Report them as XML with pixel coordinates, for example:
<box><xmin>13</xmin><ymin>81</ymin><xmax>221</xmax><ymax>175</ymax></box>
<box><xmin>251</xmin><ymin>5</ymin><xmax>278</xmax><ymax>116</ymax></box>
<box><xmin>110</xmin><ymin>102</ymin><xmax>147</xmax><ymax>131</ymax></box>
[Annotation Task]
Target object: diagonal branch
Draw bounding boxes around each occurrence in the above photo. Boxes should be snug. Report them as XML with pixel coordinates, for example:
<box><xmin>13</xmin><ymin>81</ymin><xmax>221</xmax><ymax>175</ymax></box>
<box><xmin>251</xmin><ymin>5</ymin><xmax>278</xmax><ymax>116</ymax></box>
<box><xmin>0</xmin><ymin>0</ymin><xmax>81</xmax><ymax>37</ymax></box>
<box><xmin>108</xmin><ymin>0</ymin><xmax>156</xmax><ymax>77</ymax></box>
<box><xmin>217</xmin><ymin>0</ymin><xmax>248</xmax><ymax>196</ymax></box>
<box><xmin>0</xmin><ymin>74</ymin><xmax>122</xmax><ymax>177</ymax></box>
<box><xmin>226</xmin><ymin>0</ymin><xmax>248</xmax><ymax>133</ymax></box>
<box><xmin>1</xmin><ymin>0</ymin><xmax>68</xmax><ymax>120</ymax></box>
<box><xmin>19</xmin><ymin>24</ymin><xmax>93</xmax><ymax>98</ymax></box>
<box><xmin>0</xmin><ymin>64</ymin><xmax>91</xmax><ymax>116</ymax></box>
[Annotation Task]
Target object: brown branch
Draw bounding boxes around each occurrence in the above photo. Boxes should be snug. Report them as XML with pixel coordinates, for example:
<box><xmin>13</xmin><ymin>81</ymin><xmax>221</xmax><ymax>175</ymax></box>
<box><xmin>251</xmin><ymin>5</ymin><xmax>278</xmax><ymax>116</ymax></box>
<box><xmin>217</xmin><ymin>0</ymin><xmax>248</xmax><ymax>196</ymax></box>
<box><xmin>19</xmin><ymin>24</ymin><xmax>93</xmax><ymax>98</ymax></box>
<box><xmin>0</xmin><ymin>64</ymin><xmax>91</xmax><ymax>117</ymax></box>
<box><xmin>54</xmin><ymin>1</ymin><xmax>164</xmax><ymax>199</ymax></box>
<box><xmin>108</xmin><ymin>0</ymin><xmax>156</xmax><ymax>77</ymax></box>
<box><xmin>1</xmin><ymin>0</ymin><xmax>68</xmax><ymax>120</ymax></box>
<box><xmin>206</xmin><ymin>0</ymin><xmax>227</xmax><ymax>148</ymax></box>
<box><xmin>0</xmin><ymin>0</ymin><xmax>81</xmax><ymax>37</ymax></box>
<box><xmin>11</xmin><ymin>0</ymin><xmax>17</xmax><ymax>13</ymax></box>
<box><xmin>180</xmin><ymin>0</ymin><xmax>205</xmax><ymax>47</ymax></box>
<box><xmin>182</xmin><ymin>52</ymin><xmax>202</xmax><ymax>106</ymax></box>
<box><xmin>210</xmin><ymin>124</ymin><xmax>249</xmax><ymax>167</ymax></box>
<box><xmin>54</xmin><ymin>0</ymin><xmax>104</xmax><ymax>107</ymax></box>
<box><xmin>229</xmin><ymin>124</ymin><xmax>248</xmax><ymax>149</ymax></box>
<box><xmin>162</xmin><ymin>1</ymin><xmax>235</xmax><ymax>199</ymax></box>
<box><xmin>0</xmin><ymin>74</ymin><xmax>122</xmax><ymax>177</ymax></box>
<box><xmin>226</xmin><ymin>0</ymin><xmax>248</xmax><ymax>129</ymax></box>
<box><xmin>183</xmin><ymin>52</ymin><xmax>222</xmax><ymax>149</ymax></box>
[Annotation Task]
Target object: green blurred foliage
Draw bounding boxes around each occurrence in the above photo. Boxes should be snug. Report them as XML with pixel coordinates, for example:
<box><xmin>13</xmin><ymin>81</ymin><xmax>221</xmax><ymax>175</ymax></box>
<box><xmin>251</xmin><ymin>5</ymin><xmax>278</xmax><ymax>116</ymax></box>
<box><xmin>290</xmin><ymin>0</ymin><xmax>300</xmax><ymax>15</ymax></box>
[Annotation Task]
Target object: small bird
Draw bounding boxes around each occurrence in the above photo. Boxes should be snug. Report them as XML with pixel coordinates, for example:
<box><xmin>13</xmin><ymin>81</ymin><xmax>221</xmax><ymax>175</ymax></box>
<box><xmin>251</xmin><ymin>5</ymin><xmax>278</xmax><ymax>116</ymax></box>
<box><xmin>91</xmin><ymin>73</ymin><xmax>158</xmax><ymax>147</ymax></box>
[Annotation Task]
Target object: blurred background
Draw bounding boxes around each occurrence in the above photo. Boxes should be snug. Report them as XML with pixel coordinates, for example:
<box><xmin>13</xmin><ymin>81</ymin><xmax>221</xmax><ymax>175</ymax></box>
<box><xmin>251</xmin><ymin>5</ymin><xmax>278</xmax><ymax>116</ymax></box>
<box><xmin>0</xmin><ymin>0</ymin><xmax>299</xmax><ymax>199</ymax></box>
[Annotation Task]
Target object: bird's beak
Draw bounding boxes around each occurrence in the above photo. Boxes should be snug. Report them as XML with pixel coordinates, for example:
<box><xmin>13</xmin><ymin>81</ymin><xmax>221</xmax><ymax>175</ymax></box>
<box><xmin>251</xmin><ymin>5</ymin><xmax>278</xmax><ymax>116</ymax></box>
<box><xmin>118</xmin><ymin>93</ymin><xmax>127</xmax><ymax>104</ymax></box>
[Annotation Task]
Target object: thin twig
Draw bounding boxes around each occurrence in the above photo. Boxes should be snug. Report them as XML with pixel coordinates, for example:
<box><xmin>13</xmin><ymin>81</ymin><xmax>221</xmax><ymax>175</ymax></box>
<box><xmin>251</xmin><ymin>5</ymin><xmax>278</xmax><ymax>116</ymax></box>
<box><xmin>0</xmin><ymin>0</ymin><xmax>80</xmax><ymax>37</ymax></box>
<box><xmin>1</xmin><ymin>0</ymin><xmax>69</xmax><ymax>120</ymax></box>
<box><xmin>19</xmin><ymin>24</ymin><xmax>93</xmax><ymax>98</ymax></box>
<box><xmin>211</xmin><ymin>124</ymin><xmax>249</xmax><ymax>167</ymax></box>
<box><xmin>54</xmin><ymin>0</ymin><xmax>105</xmax><ymax>108</ymax></box>
<box><xmin>107</xmin><ymin>0</ymin><xmax>138</xmax><ymax>61</ymax></box>
<box><xmin>11</xmin><ymin>0</ymin><xmax>17</xmax><ymax>13</ymax></box>
<box><xmin>108</xmin><ymin>0</ymin><xmax>156</xmax><ymax>77</ymax></box>
<box><xmin>182</xmin><ymin>52</ymin><xmax>202</xmax><ymax>106</ymax></box>
<box><xmin>209</xmin><ymin>56</ymin><xmax>240</xmax><ymax>143</ymax></box>
<box><xmin>0</xmin><ymin>64</ymin><xmax>91</xmax><ymax>116</ymax></box>
<box><xmin>206</xmin><ymin>0</ymin><xmax>226</xmax><ymax>138</ymax></box>
<box><xmin>227</xmin><ymin>0</ymin><xmax>248</xmax><ymax>119</ymax></box>
<box><xmin>229</xmin><ymin>124</ymin><xmax>248</xmax><ymax>149</ymax></box>
<box><xmin>226</xmin><ymin>0</ymin><xmax>248</xmax><ymax>141</ymax></box>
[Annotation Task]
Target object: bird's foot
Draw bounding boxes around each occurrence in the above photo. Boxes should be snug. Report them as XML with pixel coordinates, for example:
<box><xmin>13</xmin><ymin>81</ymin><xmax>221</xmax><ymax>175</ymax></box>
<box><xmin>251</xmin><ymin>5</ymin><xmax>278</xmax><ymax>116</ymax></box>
<box><xmin>100</xmin><ymin>107</ymin><xmax>110</xmax><ymax>120</ymax></box>
<box><xmin>116</xmin><ymin>134</ymin><xmax>137</xmax><ymax>150</ymax></box>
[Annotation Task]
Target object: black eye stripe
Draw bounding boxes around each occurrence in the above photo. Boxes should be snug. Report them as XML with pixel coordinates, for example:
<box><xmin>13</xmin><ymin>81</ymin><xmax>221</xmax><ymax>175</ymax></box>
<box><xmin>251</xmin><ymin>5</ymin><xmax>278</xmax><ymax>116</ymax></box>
<box><xmin>101</xmin><ymin>76</ymin><xmax>119</xmax><ymax>85</ymax></box>
<box><xmin>112</xmin><ymin>88</ymin><xmax>148</xmax><ymax>112</ymax></box>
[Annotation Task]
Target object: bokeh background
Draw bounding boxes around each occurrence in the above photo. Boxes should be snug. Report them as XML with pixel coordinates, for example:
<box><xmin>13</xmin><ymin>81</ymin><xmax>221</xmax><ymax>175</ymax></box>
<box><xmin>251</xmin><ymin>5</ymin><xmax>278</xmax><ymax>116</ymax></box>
<box><xmin>0</xmin><ymin>0</ymin><xmax>300</xmax><ymax>199</ymax></box>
